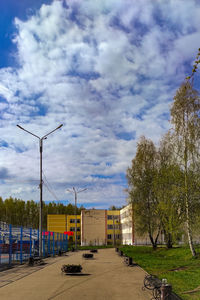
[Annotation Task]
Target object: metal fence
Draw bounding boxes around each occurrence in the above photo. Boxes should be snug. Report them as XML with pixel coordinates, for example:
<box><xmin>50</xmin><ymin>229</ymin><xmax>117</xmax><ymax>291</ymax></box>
<box><xmin>0</xmin><ymin>222</ymin><xmax>68</xmax><ymax>267</ymax></box>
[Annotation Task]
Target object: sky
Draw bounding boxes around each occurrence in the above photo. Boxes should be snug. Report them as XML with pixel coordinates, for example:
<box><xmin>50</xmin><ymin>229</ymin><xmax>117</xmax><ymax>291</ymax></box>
<box><xmin>0</xmin><ymin>0</ymin><xmax>200</xmax><ymax>209</ymax></box>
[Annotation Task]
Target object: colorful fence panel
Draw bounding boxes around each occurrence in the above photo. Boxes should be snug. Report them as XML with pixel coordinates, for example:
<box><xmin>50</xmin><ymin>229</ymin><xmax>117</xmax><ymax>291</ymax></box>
<box><xmin>0</xmin><ymin>223</ymin><xmax>68</xmax><ymax>267</ymax></box>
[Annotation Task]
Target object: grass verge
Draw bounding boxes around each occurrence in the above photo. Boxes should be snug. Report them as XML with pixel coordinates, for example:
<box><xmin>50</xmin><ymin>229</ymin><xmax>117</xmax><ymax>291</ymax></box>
<box><xmin>120</xmin><ymin>245</ymin><xmax>200</xmax><ymax>300</ymax></box>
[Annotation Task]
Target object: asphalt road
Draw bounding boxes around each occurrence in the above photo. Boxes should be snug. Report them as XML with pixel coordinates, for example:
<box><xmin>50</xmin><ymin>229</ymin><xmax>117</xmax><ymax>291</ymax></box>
<box><xmin>0</xmin><ymin>248</ymin><xmax>152</xmax><ymax>300</ymax></box>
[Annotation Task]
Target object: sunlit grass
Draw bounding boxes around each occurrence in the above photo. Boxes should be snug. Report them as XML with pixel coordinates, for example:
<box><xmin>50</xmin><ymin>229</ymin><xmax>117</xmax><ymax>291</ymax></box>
<box><xmin>120</xmin><ymin>245</ymin><xmax>200</xmax><ymax>300</ymax></box>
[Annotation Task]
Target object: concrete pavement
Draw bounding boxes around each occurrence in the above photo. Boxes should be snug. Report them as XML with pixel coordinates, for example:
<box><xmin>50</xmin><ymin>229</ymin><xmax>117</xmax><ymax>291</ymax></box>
<box><xmin>0</xmin><ymin>248</ymin><xmax>152</xmax><ymax>300</ymax></box>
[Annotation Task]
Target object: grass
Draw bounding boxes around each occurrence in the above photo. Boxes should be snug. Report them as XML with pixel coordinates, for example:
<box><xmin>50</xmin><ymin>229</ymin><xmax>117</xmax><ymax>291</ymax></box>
<box><xmin>120</xmin><ymin>245</ymin><xmax>200</xmax><ymax>300</ymax></box>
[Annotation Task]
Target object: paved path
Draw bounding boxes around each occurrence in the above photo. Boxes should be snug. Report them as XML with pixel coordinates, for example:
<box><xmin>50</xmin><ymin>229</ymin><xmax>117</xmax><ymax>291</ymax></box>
<box><xmin>0</xmin><ymin>248</ymin><xmax>152</xmax><ymax>300</ymax></box>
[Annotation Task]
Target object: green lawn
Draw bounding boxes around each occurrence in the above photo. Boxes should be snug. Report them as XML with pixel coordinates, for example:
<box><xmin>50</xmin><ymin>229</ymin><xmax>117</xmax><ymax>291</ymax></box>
<box><xmin>120</xmin><ymin>245</ymin><xmax>200</xmax><ymax>300</ymax></box>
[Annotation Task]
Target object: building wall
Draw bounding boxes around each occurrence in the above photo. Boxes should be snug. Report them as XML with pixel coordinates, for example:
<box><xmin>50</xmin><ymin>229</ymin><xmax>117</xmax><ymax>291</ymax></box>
<box><xmin>47</xmin><ymin>214</ymin><xmax>81</xmax><ymax>242</ymax></box>
<box><xmin>81</xmin><ymin>209</ymin><xmax>107</xmax><ymax>246</ymax></box>
<box><xmin>66</xmin><ymin>215</ymin><xmax>81</xmax><ymax>242</ymax></box>
<box><xmin>107</xmin><ymin>210</ymin><xmax>121</xmax><ymax>244</ymax></box>
<box><xmin>120</xmin><ymin>204</ymin><xmax>164</xmax><ymax>246</ymax></box>
<box><xmin>47</xmin><ymin>205</ymin><xmax>165</xmax><ymax>247</ymax></box>
<box><xmin>47</xmin><ymin>214</ymin><xmax>67</xmax><ymax>234</ymax></box>
<box><xmin>120</xmin><ymin>204</ymin><xmax>134</xmax><ymax>245</ymax></box>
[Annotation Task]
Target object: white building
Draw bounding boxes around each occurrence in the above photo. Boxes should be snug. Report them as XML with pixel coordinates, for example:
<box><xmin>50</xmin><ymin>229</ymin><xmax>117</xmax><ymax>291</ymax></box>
<box><xmin>120</xmin><ymin>204</ymin><xmax>134</xmax><ymax>245</ymax></box>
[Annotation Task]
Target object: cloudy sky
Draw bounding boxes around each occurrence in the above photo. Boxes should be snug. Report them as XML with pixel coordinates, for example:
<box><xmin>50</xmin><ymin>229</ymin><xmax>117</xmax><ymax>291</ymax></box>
<box><xmin>0</xmin><ymin>0</ymin><xmax>199</xmax><ymax>209</ymax></box>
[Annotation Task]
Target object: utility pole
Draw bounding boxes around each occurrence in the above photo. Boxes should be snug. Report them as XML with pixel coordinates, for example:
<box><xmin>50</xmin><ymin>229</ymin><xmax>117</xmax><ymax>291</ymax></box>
<box><xmin>17</xmin><ymin>124</ymin><xmax>63</xmax><ymax>257</ymax></box>
<box><xmin>66</xmin><ymin>187</ymin><xmax>87</xmax><ymax>250</ymax></box>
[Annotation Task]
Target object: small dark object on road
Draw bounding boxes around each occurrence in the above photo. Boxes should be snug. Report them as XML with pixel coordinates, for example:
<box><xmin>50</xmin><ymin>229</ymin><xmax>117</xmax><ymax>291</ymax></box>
<box><xmin>90</xmin><ymin>249</ymin><xmax>98</xmax><ymax>253</ymax></box>
<box><xmin>28</xmin><ymin>257</ymin><xmax>34</xmax><ymax>266</ymax></box>
<box><xmin>61</xmin><ymin>264</ymin><xmax>82</xmax><ymax>273</ymax></box>
<box><xmin>83</xmin><ymin>253</ymin><xmax>93</xmax><ymax>258</ymax></box>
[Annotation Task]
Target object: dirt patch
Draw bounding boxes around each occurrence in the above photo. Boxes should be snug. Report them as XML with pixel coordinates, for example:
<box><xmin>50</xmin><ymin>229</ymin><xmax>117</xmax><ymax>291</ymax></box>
<box><xmin>182</xmin><ymin>286</ymin><xmax>200</xmax><ymax>295</ymax></box>
<box><xmin>169</xmin><ymin>266</ymin><xmax>188</xmax><ymax>272</ymax></box>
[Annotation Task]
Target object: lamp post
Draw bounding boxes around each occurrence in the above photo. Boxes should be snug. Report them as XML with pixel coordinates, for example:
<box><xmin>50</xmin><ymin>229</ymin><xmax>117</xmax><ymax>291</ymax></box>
<box><xmin>17</xmin><ymin>124</ymin><xmax>63</xmax><ymax>257</ymax></box>
<box><xmin>66</xmin><ymin>187</ymin><xmax>87</xmax><ymax>250</ymax></box>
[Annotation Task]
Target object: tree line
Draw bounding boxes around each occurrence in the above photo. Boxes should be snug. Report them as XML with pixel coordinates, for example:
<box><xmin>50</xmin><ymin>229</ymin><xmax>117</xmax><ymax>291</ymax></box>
<box><xmin>0</xmin><ymin>197</ymin><xmax>84</xmax><ymax>230</ymax></box>
<box><xmin>126</xmin><ymin>53</ymin><xmax>200</xmax><ymax>257</ymax></box>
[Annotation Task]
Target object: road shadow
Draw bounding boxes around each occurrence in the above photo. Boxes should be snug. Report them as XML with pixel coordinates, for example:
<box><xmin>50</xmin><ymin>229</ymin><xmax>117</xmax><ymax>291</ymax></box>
<box><xmin>65</xmin><ymin>273</ymin><xmax>91</xmax><ymax>276</ymax></box>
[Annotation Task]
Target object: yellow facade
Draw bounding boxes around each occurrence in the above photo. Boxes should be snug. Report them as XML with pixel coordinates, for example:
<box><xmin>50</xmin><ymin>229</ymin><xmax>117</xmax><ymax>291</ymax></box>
<box><xmin>47</xmin><ymin>211</ymin><xmax>121</xmax><ymax>245</ymax></box>
<box><xmin>47</xmin><ymin>214</ymin><xmax>81</xmax><ymax>242</ymax></box>
<box><xmin>66</xmin><ymin>215</ymin><xmax>81</xmax><ymax>242</ymax></box>
<box><xmin>107</xmin><ymin>210</ymin><xmax>121</xmax><ymax>244</ymax></box>
<box><xmin>47</xmin><ymin>214</ymin><xmax>66</xmax><ymax>233</ymax></box>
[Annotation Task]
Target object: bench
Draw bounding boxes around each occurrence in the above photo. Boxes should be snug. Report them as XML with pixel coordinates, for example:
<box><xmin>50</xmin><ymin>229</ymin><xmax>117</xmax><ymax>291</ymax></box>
<box><xmin>90</xmin><ymin>249</ymin><xmax>98</xmax><ymax>253</ymax></box>
<box><xmin>28</xmin><ymin>256</ymin><xmax>43</xmax><ymax>266</ymax></box>
<box><xmin>82</xmin><ymin>253</ymin><xmax>93</xmax><ymax>259</ymax></box>
<box><xmin>143</xmin><ymin>274</ymin><xmax>161</xmax><ymax>300</ymax></box>
<box><xmin>124</xmin><ymin>256</ymin><xmax>132</xmax><ymax>266</ymax></box>
<box><xmin>58</xmin><ymin>250</ymin><xmax>65</xmax><ymax>256</ymax></box>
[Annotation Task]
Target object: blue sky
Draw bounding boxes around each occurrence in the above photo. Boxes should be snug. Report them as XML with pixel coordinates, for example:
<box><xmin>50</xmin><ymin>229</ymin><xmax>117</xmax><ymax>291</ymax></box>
<box><xmin>0</xmin><ymin>0</ymin><xmax>200</xmax><ymax>209</ymax></box>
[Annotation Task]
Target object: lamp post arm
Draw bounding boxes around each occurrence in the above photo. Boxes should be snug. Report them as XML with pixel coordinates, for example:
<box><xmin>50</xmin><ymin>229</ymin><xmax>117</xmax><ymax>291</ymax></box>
<box><xmin>16</xmin><ymin>125</ymin><xmax>40</xmax><ymax>139</ymax></box>
<box><xmin>42</xmin><ymin>124</ymin><xmax>63</xmax><ymax>139</ymax></box>
<box><xmin>77</xmin><ymin>188</ymin><xmax>87</xmax><ymax>193</ymax></box>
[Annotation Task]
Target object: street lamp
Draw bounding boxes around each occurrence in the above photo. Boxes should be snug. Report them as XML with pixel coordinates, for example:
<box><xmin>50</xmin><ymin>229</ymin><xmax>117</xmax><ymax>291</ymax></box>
<box><xmin>17</xmin><ymin>124</ymin><xmax>63</xmax><ymax>257</ymax></box>
<box><xmin>66</xmin><ymin>187</ymin><xmax>87</xmax><ymax>250</ymax></box>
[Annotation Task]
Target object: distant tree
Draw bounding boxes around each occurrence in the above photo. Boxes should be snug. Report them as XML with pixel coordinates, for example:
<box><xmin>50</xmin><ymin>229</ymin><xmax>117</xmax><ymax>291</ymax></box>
<box><xmin>0</xmin><ymin>197</ymin><xmax>85</xmax><ymax>230</ymax></box>
<box><xmin>15</xmin><ymin>199</ymin><xmax>26</xmax><ymax>226</ymax></box>
<box><xmin>109</xmin><ymin>205</ymin><xmax>117</xmax><ymax>210</ymax></box>
<box><xmin>4</xmin><ymin>197</ymin><xmax>15</xmax><ymax>225</ymax></box>
<box><xmin>0</xmin><ymin>197</ymin><xmax>5</xmax><ymax>222</ymax></box>
<box><xmin>126</xmin><ymin>136</ymin><xmax>160</xmax><ymax>249</ymax></box>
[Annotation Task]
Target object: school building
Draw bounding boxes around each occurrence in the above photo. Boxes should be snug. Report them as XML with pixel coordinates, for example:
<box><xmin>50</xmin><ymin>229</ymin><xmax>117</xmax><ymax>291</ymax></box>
<box><xmin>47</xmin><ymin>214</ymin><xmax>81</xmax><ymax>242</ymax></box>
<box><xmin>47</xmin><ymin>204</ymin><xmax>155</xmax><ymax>246</ymax></box>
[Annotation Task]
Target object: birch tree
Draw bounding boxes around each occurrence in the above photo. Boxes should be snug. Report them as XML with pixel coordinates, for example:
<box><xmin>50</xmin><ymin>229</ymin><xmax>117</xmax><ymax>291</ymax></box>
<box><xmin>170</xmin><ymin>81</ymin><xmax>200</xmax><ymax>257</ymax></box>
<box><xmin>154</xmin><ymin>132</ymin><xmax>185</xmax><ymax>248</ymax></box>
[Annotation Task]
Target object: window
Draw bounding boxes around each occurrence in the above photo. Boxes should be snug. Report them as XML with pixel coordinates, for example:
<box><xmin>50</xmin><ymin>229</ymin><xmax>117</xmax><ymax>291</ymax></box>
<box><xmin>114</xmin><ymin>225</ymin><xmax>119</xmax><ymax>229</ymax></box>
<box><xmin>108</xmin><ymin>225</ymin><xmax>113</xmax><ymax>229</ymax></box>
<box><xmin>77</xmin><ymin>236</ymin><xmax>80</xmax><ymax>240</ymax></box>
<box><xmin>77</xmin><ymin>228</ymin><xmax>80</xmax><ymax>232</ymax></box>
<box><xmin>70</xmin><ymin>219</ymin><xmax>80</xmax><ymax>223</ymax></box>
<box><xmin>70</xmin><ymin>227</ymin><xmax>75</xmax><ymax>231</ymax></box>
<box><xmin>107</xmin><ymin>215</ymin><xmax>119</xmax><ymax>220</ymax></box>
<box><xmin>107</xmin><ymin>234</ymin><xmax>112</xmax><ymax>239</ymax></box>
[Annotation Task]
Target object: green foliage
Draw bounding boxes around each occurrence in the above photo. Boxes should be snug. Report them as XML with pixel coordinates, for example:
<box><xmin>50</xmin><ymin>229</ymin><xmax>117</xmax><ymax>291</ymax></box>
<box><xmin>126</xmin><ymin>136</ymin><xmax>161</xmax><ymax>249</ymax></box>
<box><xmin>170</xmin><ymin>81</ymin><xmax>200</xmax><ymax>257</ymax></box>
<box><xmin>0</xmin><ymin>197</ymin><xmax>83</xmax><ymax>229</ymax></box>
<box><xmin>154</xmin><ymin>132</ymin><xmax>185</xmax><ymax>248</ymax></box>
<box><xmin>126</xmin><ymin>50</ymin><xmax>200</xmax><ymax>256</ymax></box>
